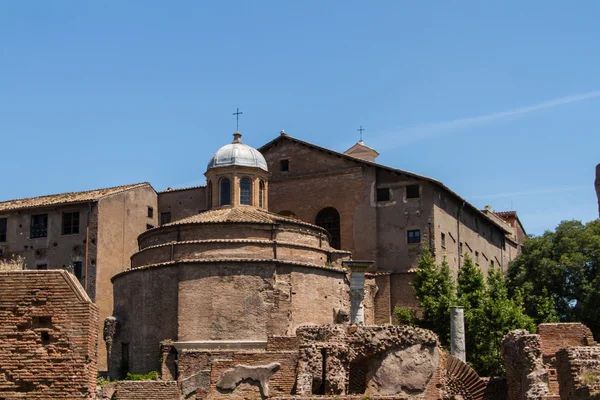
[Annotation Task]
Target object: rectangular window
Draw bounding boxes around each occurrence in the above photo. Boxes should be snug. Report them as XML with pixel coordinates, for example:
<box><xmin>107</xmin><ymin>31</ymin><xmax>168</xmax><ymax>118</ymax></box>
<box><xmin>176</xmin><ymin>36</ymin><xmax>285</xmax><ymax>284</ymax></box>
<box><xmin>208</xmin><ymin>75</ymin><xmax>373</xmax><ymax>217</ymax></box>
<box><xmin>491</xmin><ymin>260</ymin><xmax>495</xmax><ymax>267</ymax></box>
<box><xmin>160</xmin><ymin>212</ymin><xmax>171</xmax><ymax>225</ymax></box>
<box><xmin>0</xmin><ymin>218</ymin><xmax>6</xmax><ymax>242</ymax></box>
<box><xmin>73</xmin><ymin>261</ymin><xmax>84</xmax><ymax>286</ymax></box>
<box><xmin>147</xmin><ymin>207</ymin><xmax>154</xmax><ymax>218</ymax></box>
<box><xmin>280</xmin><ymin>159</ymin><xmax>289</xmax><ymax>171</ymax></box>
<box><xmin>146</xmin><ymin>224</ymin><xmax>154</xmax><ymax>230</ymax></box>
<box><xmin>441</xmin><ymin>232</ymin><xmax>446</xmax><ymax>248</ymax></box>
<box><xmin>406</xmin><ymin>184</ymin><xmax>420</xmax><ymax>199</ymax></box>
<box><xmin>62</xmin><ymin>212</ymin><xmax>80</xmax><ymax>235</ymax></box>
<box><xmin>459</xmin><ymin>242</ymin><xmax>463</xmax><ymax>254</ymax></box>
<box><xmin>376</xmin><ymin>188</ymin><xmax>390</xmax><ymax>202</ymax></box>
<box><xmin>475</xmin><ymin>251</ymin><xmax>479</xmax><ymax>264</ymax></box>
<box><xmin>30</xmin><ymin>214</ymin><xmax>48</xmax><ymax>238</ymax></box>
<box><xmin>407</xmin><ymin>230</ymin><xmax>421</xmax><ymax>244</ymax></box>
<box><xmin>37</xmin><ymin>264</ymin><xmax>47</xmax><ymax>270</ymax></box>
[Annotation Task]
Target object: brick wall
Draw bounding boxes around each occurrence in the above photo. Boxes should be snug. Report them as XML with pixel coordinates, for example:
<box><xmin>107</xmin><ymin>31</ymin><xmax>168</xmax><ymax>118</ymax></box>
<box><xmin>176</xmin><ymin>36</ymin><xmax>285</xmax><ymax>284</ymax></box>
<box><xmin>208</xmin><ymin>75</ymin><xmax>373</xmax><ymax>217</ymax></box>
<box><xmin>100</xmin><ymin>381</ymin><xmax>180</xmax><ymax>399</ymax></box>
<box><xmin>556</xmin><ymin>346</ymin><xmax>600</xmax><ymax>400</ymax></box>
<box><xmin>538</xmin><ymin>323</ymin><xmax>597</xmax><ymax>360</ymax></box>
<box><xmin>0</xmin><ymin>270</ymin><xmax>98</xmax><ymax>398</ymax></box>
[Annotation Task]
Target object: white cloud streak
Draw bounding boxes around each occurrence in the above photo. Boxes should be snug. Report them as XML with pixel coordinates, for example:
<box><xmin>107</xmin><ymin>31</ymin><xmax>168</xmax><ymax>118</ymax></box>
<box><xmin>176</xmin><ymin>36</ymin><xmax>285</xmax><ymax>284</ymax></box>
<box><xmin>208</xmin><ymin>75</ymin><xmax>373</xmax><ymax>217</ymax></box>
<box><xmin>372</xmin><ymin>91</ymin><xmax>600</xmax><ymax>148</ymax></box>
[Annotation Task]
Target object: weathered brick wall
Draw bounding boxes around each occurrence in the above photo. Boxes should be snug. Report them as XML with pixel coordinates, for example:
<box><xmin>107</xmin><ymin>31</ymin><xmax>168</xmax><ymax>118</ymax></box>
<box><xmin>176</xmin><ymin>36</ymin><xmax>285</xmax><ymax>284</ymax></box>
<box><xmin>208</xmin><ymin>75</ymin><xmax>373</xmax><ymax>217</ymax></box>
<box><xmin>538</xmin><ymin>323</ymin><xmax>597</xmax><ymax>360</ymax></box>
<box><xmin>99</xmin><ymin>381</ymin><xmax>180</xmax><ymax>400</ymax></box>
<box><xmin>556</xmin><ymin>346</ymin><xmax>600</xmax><ymax>400</ymax></box>
<box><xmin>266</xmin><ymin>336</ymin><xmax>299</xmax><ymax>351</ymax></box>
<box><xmin>0</xmin><ymin>270</ymin><xmax>98</xmax><ymax>398</ymax></box>
<box><xmin>500</xmin><ymin>329</ymin><xmax>549</xmax><ymax>400</ymax></box>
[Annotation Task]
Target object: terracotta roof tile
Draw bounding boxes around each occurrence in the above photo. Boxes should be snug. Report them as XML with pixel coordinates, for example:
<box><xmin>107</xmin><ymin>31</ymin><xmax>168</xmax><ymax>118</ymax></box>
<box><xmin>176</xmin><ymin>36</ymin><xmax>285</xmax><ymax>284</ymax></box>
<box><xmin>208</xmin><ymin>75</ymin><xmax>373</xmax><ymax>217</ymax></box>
<box><xmin>161</xmin><ymin>206</ymin><xmax>324</xmax><ymax>230</ymax></box>
<box><xmin>0</xmin><ymin>182</ymin><xmax>152</xmax><ymax>212</ymax></box>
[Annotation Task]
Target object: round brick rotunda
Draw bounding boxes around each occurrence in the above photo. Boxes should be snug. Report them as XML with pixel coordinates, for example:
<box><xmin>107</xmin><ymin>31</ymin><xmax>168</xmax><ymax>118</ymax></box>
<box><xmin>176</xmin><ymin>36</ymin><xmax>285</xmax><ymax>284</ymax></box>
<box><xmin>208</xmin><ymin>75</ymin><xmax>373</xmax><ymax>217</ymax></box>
<box><xmin>108</xmin><ymin>132</ymin><xmax>351</xmax><ymax>378</ymax></box>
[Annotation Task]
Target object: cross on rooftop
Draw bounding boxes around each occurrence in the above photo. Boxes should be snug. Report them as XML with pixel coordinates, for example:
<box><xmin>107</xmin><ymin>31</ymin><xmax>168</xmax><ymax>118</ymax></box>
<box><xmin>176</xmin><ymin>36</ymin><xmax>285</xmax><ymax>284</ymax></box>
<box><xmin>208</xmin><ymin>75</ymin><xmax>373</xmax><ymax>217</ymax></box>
<box><xmin>233</xmin><ymin>108</ymin><xmax>243</xmax><ymax>131</ymax></box>
<box><xmin>357</xmin><ymin>125</ymin><xmax>365</xmax><ymax>142</ymax></box>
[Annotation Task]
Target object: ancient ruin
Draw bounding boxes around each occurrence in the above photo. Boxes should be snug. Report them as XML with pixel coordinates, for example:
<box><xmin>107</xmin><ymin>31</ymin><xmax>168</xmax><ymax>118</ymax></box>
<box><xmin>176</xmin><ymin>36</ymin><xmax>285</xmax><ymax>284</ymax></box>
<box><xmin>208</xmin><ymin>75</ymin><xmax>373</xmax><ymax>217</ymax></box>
<box><xmin>0</xmin><ymin>270</ymin><xmax>99</xmax><ymax>398</ymax></box>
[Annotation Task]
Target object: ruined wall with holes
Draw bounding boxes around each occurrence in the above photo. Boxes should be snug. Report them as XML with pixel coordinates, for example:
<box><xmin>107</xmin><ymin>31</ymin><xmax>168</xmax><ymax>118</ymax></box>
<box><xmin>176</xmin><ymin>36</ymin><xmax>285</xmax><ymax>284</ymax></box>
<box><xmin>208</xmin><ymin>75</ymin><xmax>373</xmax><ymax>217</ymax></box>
<box><xmin>501</xmin><ymin>323</ymin><xmax>600</xmax><ymax>400</ymax></box>
<box><xmin>294</xmin><ymin>325</ymin><xmax>445</xmax><ymax>398</ymax></box>
<box><xmin>0</xmin><ymin>270</ymin><xmax>98</xmax><ymax>398</ymax></box>
<box><xmin>556</xmin><ymin>346</ymin><xmax>600</xmax><ymax>400</ymax></box>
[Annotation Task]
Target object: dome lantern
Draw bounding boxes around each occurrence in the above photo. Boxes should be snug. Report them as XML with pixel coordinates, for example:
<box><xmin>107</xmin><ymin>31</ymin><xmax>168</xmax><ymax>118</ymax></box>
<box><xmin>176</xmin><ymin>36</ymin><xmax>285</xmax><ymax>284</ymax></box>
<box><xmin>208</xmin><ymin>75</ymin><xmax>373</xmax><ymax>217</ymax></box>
<box><xmin>205</xmin><ymin>131</ymin><xmax>269</xmax><ymax>210</ymax></box>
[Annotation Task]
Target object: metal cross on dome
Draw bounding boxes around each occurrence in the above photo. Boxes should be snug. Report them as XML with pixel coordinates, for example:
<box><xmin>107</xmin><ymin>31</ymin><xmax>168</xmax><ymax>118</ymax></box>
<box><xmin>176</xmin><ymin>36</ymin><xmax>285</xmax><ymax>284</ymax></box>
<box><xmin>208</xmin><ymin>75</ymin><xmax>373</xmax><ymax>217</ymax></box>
<box><xmin>233</xmin><ymin>108</ymin><xmax>243</xmax><ymax>131</ymax></box>
<box><xmin>357</xmin><ymin>125</ymin><xmax>365</xmax><ymax>141</ymax></box>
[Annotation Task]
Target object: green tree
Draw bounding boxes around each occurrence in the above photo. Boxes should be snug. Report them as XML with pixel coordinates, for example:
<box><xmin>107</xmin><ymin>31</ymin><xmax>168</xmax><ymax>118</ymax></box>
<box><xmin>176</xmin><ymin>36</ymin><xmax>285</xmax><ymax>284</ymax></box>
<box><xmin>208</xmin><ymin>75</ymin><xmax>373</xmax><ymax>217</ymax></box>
<box><xmin>507</xmin><ymin>219</ymin><xmax>600</xmax><ymax>338</ymax></box>
<box><xmin>468</xmin><ymin>267</ymin><xmax>535</xmax><ymax>376</ymax></box>
<box><xmin>412</xmin><ymin>246</ymin><xmax>456</xmax><ymax>346</ymax></box>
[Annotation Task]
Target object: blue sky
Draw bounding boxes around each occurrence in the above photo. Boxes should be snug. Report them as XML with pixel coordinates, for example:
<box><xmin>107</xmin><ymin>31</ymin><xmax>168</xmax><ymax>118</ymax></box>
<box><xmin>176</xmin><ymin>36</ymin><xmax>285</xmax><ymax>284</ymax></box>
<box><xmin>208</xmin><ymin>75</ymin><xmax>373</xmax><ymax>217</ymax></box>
<box><xmin>1</xmin><ymin>1</ymin><xmax>598</xmax><ymax>235</ymax></box>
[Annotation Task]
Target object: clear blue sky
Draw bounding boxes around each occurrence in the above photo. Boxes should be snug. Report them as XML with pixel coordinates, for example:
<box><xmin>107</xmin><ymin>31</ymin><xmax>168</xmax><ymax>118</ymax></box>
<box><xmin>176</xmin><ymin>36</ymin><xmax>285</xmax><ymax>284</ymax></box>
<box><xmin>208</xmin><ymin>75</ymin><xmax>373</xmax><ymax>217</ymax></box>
<box><xmin>1</xmin><ymin>1</ymin><xmax>598</xmax><ymax>235</ymax></box>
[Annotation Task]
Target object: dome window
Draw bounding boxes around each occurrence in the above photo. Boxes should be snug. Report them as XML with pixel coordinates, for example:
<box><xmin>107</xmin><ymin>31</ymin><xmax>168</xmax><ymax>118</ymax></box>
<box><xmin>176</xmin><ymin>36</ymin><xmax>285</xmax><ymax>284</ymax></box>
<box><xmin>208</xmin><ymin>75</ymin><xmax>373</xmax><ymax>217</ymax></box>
<box><xmin>220</xmin><ymin>178</ymin><xmax>231</xmax><ymax>206</ymax></box>
<box><xmin>240</xmin><ymin>178</ymin><xmax>252</xmax><ymax>206</ymax></box>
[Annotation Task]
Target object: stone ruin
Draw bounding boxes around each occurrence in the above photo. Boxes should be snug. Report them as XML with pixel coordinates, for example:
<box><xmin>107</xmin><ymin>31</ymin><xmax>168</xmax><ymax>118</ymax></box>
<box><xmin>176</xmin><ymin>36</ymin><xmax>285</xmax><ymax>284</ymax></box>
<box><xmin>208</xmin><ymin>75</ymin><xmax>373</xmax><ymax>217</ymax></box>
<box><xmin>97</xmin><ymin>323</ymin><xmax>489</xmax><ymax>400</ymax></box>
<box><xmin>501</xmin><ymin>323</ymin><xmax>600</xmax><ymax>400</ymax></box>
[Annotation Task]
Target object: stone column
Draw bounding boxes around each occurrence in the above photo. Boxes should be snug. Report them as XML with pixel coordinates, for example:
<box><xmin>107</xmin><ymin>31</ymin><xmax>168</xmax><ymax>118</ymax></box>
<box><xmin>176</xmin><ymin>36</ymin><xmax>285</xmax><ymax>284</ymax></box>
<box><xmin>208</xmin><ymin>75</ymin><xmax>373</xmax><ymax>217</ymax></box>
<box><xmin>343</xmin><ymin>260</ymin><xmax>376</xmax><ymax>325</ymax></box>
<box><xmin>450</xmin><ymin>306</ymin><xmax>466</xmax><ymax>362</ymax></box>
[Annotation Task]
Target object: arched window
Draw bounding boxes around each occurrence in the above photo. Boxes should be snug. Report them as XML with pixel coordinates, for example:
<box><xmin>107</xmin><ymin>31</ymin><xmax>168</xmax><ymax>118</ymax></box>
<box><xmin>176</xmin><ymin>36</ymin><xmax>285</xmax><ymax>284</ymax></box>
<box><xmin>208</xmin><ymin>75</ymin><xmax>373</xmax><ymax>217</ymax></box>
<box><xmin>207</xmin><ymin>181</ymin><xmax>213</xmax><ymax>208</ymax></box>
<box><xmin>315</xmin><ymin>207</ymin><xmax>341</xmax><ymax>249</ymax></box>
<box><xmin>240</xmin><ymin>178</ymin><xmax>252</xmax><ymax>205</ymax></box>
<box><xmin>220</xmin><ymin>178</ymin><xmax>231</xmax><ymax>206</ymax></box>
<box><xmin>259</xmin><ymin>180</ymin><xmax>265</xmax><ymax>208</ymax></box>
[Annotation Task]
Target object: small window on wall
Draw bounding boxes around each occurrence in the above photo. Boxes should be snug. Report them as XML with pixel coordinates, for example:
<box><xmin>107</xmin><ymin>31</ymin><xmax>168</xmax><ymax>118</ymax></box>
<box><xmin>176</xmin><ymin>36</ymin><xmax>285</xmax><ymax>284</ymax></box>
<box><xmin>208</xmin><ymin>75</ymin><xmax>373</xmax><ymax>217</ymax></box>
<box><xmin>0</xmin><ymin>218</ymin><xmax>6</xmax><ymax>242</ymax></box>
<box><xmin>62</xmin><ymin>212</ymin><xmax>80</xmax><ymax>235</ymax></box>
<box><xmin>441</xmin><ymin>232</ymin><xmax>446</xmax><ymax>248</ymax></box>
<box><xmin>280</xmin><ymin>159</ymin><xmax>289</xmax><ymax>171</ymax></box>
<box><xmin>407</xmin><ymin>230</ymin><xmax>421</xmax><ymax>244</ymax></box>
<box><xmin>220</xmin><ymin>178</ymin><xmax>231</xmax><ymax>206</ymax></box>
<box><xmin>160</xmin><ymin>212</ymin><xmax>171</xmax><ymax>225</ymax></box>
<box><xmin>377</xmin><ymin>188</ymin><xmax>390</xmax><ymax>202</ymax></box>
<box><xmin>240</xmin><ymin>178</ymin><xmax>252</xmax><ymax>205</ymax></box>
<box><xmin>406</xmin><ymin>184</ymin><xmax>420</xmax><ymax>199</ymax></box>
<box><xmin>147</xmin><ymin>207</ymin><xmax>154</xmax><ymax>218</ymax></box>
<box><xmin>475</xmin><ymin>251</ymin><xmax>479</xmax><ymax>265</ymax></box>
<box><xmin>31</xmin><ymin>214</ymin><xmax>48</xmax><ymax>238</ymax></box>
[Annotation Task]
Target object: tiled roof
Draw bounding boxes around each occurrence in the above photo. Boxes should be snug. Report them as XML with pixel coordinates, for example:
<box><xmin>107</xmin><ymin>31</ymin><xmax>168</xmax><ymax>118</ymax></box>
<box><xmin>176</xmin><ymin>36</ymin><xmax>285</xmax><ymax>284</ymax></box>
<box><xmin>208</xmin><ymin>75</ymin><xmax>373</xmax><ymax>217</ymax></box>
<box><xmin>494</xmin><ymin>211</ymin><xmax>517</xmax><ymax>218</ymax></box>
<box><xmin>0</xmin><ymin>183</ymin><xmax>152</xmax><ymax>212</ymax></box>
<box><xmin>112</xmin><ymin>258</ymin><xmax>346</xmax><ymax>281</ymax></box>
<box><xmin>160</xmin><ymin>206</ymin><xmax>326</xmax><ymax>231</ymax></box>
<box><xmin>259</xmin><ymin>134</ymin><xmax>512</xmax><ymax>234</ymax></box>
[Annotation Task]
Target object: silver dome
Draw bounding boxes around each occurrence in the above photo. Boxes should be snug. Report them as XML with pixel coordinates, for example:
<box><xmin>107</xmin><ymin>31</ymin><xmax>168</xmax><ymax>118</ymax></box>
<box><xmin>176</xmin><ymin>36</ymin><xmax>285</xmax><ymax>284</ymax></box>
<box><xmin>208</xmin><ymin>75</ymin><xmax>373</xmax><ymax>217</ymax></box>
<box><xmin>206</xmin><ymin>132</ymin><xmax>268</xmax><ymax>172</ymax></box>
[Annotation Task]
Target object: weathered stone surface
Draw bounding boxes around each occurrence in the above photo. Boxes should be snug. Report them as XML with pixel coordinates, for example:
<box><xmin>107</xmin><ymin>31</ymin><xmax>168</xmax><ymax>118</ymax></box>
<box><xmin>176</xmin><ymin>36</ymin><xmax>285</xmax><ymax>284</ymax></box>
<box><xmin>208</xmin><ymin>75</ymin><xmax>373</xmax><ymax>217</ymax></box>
<box><xmin>216</xmin><ymin>362</ymin><xmax>281</xmax><ymax>397</ymax></box>
<box><xmin>365</xmin><ymin>344</ymin><xmax>439</xmax><ymax>396</ymax></box>
<box><xmin>181</xmin><ymin>370</ymin><xmax>211</xmax><ymax>398</ymax></box>
<box><xmin>501</xmin><ymin>329</ymin><xmax>549</xmax><ymax>400</ymax></box>
<box><xmin>451</xmin><ymin>306</ymin><xmax>466</xmax><ymax>362</ymax></box>
<box><xmin>295</xmin><ymin>324</ymin><xmax>440</xmax><ymax>396</ymax></box>
<box><xmin>556</xmin><ymin>346</ymin><xmax>600</xmax><ymax>400</ymax></box>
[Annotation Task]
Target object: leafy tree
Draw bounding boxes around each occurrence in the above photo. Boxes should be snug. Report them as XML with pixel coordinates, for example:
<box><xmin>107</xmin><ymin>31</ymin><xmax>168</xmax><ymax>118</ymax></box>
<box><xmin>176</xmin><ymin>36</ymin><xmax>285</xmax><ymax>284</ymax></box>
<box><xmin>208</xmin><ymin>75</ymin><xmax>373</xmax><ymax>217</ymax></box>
<box><xmin>507</xmin><ymin>219</ymin><xmax>600</xmax><ymax>338</ymax></box>
<box><xmin>409</xmin><ymin>248</ymin><xmax>535</xmax><ymax>376</ymax></box>
<box><xmin>412</xmin><ymin>246</ymin><xmax>456</xmax><ymax>346</ymax></box>
<box><xmin>468</xmin><ymin>267</ymin><xmax>535</xmax><ymax>376</ymax></box>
